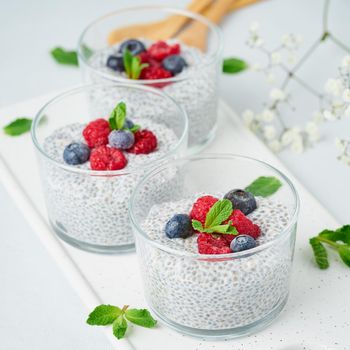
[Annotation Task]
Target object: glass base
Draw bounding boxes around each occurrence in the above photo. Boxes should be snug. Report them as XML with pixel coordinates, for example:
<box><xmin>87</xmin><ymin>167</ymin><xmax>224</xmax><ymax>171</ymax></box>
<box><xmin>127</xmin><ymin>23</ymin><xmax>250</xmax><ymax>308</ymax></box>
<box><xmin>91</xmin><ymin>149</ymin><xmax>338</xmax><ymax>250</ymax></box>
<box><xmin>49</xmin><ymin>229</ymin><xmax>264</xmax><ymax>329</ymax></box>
<box><xmin>187</xmin><ymin>123</ymin><xmax>217</xmax><ymax>156</ymax></box>
<box><xmin>50</xmin><ymin>219</ymin><xmax>135</xmax><ymax>254</ymax></box>
<box><xmin>148</xmin><ymin>295</ymin><xmax>288</xmax><ymax>340</ymax></box>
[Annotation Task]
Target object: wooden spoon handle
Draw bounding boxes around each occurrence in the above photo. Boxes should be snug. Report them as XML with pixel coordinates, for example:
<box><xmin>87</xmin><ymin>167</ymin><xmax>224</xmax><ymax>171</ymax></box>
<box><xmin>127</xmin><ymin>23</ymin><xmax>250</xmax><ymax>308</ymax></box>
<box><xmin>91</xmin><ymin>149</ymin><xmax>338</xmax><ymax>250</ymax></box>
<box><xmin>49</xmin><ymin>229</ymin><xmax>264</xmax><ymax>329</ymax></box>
<box><xmin>203</xmin><ymin>0</ymin><xmax>235</xmax><ymax>24</ymax></box>
<box><xmin>229</xmin><ymin>0</ymin><xmax>261</xmax><ymax>11</ymax></box>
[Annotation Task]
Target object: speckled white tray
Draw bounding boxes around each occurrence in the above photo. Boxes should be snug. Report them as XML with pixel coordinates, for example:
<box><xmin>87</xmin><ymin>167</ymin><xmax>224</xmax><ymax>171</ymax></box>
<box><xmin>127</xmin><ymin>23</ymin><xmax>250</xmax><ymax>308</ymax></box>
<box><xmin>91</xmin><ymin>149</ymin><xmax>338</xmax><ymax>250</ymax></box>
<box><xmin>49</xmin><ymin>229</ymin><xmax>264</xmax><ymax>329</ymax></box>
<box><xmin>0</xmin><ymin>91</ymin><xmax>348</xmax><ymax>350</ymax></box>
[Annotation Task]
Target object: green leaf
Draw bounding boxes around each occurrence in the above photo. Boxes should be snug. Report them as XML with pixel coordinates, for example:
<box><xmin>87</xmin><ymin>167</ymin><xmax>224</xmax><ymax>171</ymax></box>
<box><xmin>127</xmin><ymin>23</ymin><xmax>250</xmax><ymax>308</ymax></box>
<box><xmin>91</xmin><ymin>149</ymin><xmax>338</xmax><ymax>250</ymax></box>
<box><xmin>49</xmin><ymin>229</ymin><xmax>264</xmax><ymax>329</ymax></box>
<box><xmin>245</xmin><ymin>176</ymin><xmax>282</xmax><ymax>197</ymax></box>
<box><xmin>204</xmin><ymin>224</ymin><xmax>239</xmax><ymax>235</ymax></box>
<box><xmin>309</xmin><ymin>238</ymin><xmax>329</xmax><ymax>269</ymax></box>
<box><xmin>112</xmin><ymin>315</ymin><xmax>128</xmax><ymax>339</ymax></box>
<box><xmin>125</xmin><ymin>309</ymin><xmax>157</xmax><ymax>328</ymax></box>
<box><xmin>51</xmin><ymin>47</ymin><xmax>78</xmax><ymax>66</ymax></box>
<box><xmin>123</xmin><ymin>49</ymin><xmax>133</xmax><ymax>78</ymax></box>
<box><xmin>3</xmin><ymin>118</ymin><xmax>32</xmax><ymax>136</ymax></box>
<box><xmin>86</xmin><ymin>305</ymin><xmax>122</xmax><ymax>325</ymax></box>
<box><xmin>338</xmin><ymin>245</ymin><xmax>350</xmax><ymax>268</ymax></box>
<box><xmin>109</xmin><ymin>102</ymin><xmax>126</xmax><ymax>130</ymax></box>
<box><xmin>204</xmin><ymin>199</ymin><xmax>233</xmax><ymax>228</ymax></box>
<box><xmin>192</xmin><ymin>219</ymin><xmax>204</xmax><ymax>232</ymax></box>
<box><xmin>223</xmin><ymin>57</ymin><xmax>248</xmax><ymax>74</ymax></box>
<box><xmin>319</xmin><ymin>225</ymin><xmax>350</xmax><ymax>244</ymax></box>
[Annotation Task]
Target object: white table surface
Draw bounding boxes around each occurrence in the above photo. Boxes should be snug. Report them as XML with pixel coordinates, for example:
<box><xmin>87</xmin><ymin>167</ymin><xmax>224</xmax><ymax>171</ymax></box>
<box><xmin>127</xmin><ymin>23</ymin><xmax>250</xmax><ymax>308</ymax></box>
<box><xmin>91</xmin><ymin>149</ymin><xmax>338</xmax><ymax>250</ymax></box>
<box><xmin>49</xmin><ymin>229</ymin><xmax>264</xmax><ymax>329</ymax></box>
<box><xmin>0</xmin><ymin>0</ymin><xmax>348</xmax><ymax>349</ymax></box>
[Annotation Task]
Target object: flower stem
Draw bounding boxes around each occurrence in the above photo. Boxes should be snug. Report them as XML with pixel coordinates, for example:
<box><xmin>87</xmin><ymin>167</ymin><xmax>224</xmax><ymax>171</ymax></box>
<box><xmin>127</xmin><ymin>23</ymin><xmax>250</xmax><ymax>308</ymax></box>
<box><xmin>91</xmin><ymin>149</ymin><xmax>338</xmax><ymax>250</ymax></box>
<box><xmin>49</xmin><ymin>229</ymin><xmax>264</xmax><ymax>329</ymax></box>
<box><xmin>122</xmin><ymin>305</ymin><xmax>129</xmax><ymax>313</ymax></box>
<box><xmin>317</xmin><ymin>236</ymin><xmax>339</xmax><ymax>249</ymax></box>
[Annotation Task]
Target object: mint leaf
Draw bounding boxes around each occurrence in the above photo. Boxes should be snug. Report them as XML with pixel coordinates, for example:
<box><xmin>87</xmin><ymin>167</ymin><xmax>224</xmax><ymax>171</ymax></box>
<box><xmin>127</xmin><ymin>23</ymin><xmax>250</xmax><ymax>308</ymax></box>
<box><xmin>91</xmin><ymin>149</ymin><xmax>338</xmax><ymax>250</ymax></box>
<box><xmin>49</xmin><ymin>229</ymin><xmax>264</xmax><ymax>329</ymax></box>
<box><xmin>86</xmin><ymin>305</ymin><xmax>122</xmax><ymax>325</ymax></box>
<box><xmin>204</xmin><ymin>224</ymin><xmax>239</xmax><ymax>235</ymax></box>
<box><xmin>223</xmin><ymin>57</ymin><xmax>248</xmax><ymax>74</ymax></box>
<box><xmin>51</xmin><ymin>47</ymin><xmax>78</xmax><ymax>66</ymax></box>
<box><xmin>245</xmin><ymin>176</ymin><xmax>282</xmax><ymax>197</ymax></box>
<box><xmin>192</xmin><ymin>220</ymin><xmax>204</xmax><ymax>232</ymax></box>
<box><xmin>113</xmin><ymin>315</ymin><xmax>128</xmax><ymax>339</ymax></box>
<box><xmin>309</xmin><ymin>238</ymin><xmax>329</xmax><ymax>269</ymax></box>
<box><xmin>109</xmin><ymin>102</ymin><xmax>126</xmax><ymax>130</ymax></box>
<box><xmin>204</xmin><ymin>199</ymin><xmax>233</xmax><ymax>228</ymax></box>
<box><xmin>3</xmin><ymin>118</ymin><xmax>32</xmax><ymax>136</ymax></box>
<box><xmin>125</xmin><ymin>309</ymin><xmax>157</xmax><ymax>328</ymax></box>
<box><xmin>123</xmin><ymin>49</ymin><xmax>133</xmax><ymax>78</ymax></box>
<box><xmin>123</xmin><ymin>49</ymin><xmax>148</xmax><ymax>79</ymax></box>
<box><xmin>319</xmin><ymin>225</ymin><xmax>350</xmax><ymax>244</ymax></box>
<box><xmin>338</xmin><ymin>245</ymin><xmax>350</xmax><ymax>267</ymax></box>
<box><xmin>129</xmin><ymin>124</ymin><xmax>141</xmax><ymax>133</ymax></box>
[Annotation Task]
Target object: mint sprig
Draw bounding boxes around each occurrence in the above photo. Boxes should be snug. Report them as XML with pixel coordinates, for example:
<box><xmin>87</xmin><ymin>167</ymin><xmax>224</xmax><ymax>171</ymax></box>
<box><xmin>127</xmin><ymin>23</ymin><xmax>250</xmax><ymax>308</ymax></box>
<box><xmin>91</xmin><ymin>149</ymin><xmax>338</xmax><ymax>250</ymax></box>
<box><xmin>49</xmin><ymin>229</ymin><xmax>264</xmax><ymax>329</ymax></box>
<box><xmin>192</xmin><ymin>199</ymin><xmax>238</xmax><ymax>236</ymax></box>
<box><xmin>50</xmin><ymin>47</ymin><xmax>78</xmax><ymax>66</ymax></box>
<box><xmin>309</xmin><ymin>225</ymin><xmax>350</xmax><ymax>269</ymax></box>
<box><xmin>123</xmin><ymin>49</ymin><xmax>148</xmax><ymax>80</ymax></box>
<box><xmin>108</xmin><ymin>101</ymin><xmax>141</xmax><ymax>133</ymax></box>
<box><xmin>245</xmin><ymin>176</ymin><xmax>282</xmax><ymax>197</ymax></box>
<box><xmin>87</xmin><ymin>304</ymin><xmax>157</xmax><ymax>340</ymax></box>
<box><xmin>3</xmin><ymin>117</ymin><xmax>32</xmax><ymax>136</ymax></box>
<box><xmin>223</xmin><ymin>57</ymin><xmax>248</xmax><ymax>74</ymax></box>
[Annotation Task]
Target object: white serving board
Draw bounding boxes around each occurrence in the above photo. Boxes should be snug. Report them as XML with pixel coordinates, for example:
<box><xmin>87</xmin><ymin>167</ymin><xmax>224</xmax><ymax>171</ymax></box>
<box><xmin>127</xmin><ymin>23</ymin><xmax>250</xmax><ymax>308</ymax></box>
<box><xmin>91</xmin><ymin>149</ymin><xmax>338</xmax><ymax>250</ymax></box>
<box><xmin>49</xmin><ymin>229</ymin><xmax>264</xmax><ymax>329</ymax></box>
<box><xmin>0</xmin><ymin>91</ymin><xmax>348</xmax><ymax>350</ymax></box>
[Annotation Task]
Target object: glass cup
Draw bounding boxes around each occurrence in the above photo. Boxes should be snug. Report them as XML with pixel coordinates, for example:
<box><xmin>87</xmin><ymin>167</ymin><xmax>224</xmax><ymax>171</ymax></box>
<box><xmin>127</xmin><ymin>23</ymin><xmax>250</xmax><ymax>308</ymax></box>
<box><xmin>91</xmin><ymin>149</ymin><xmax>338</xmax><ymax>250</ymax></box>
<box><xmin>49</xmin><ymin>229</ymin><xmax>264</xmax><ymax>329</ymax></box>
<box><xmin>31</xmin><ymin>84</ymin><xmax>188</xmax><ymax>254</ymax></box>
<box><xmin>129</xmin><ymin>154</ymin><xmax>299</xmax><ymax>338</ymax></box>
<box><xmin>77</xmin><ymin>6</ymin><xmax>223</xmax><ymax>153</ymax></box>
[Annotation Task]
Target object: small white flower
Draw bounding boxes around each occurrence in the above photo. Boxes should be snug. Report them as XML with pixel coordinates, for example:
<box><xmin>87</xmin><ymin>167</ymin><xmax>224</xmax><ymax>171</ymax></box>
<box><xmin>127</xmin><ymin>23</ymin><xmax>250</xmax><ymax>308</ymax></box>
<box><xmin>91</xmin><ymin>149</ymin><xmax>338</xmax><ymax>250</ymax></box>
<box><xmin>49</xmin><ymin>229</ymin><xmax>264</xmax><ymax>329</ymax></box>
<box><xmin>335</xmin><ymin>137</ymin><xmax>346</xmax><ymax>152</ymax></box>
<box><xmin>268</xmin><ymin>139</ymin><xmax>281</xmax><ymax>153</ymax></box>
<box><xmin>312</xmin><ymin>111</ymin><xmax>324</xmax><ymax>124</ymax></box>
<box><xmin>281</xmin><ymin>128</ymin><xmax>297</xmax><ymax>146</ymax></box>
<box><xmin>323</xmin><ymin>110</ymin><xmax>337</xmax><ymax>121</ymax></box>
<box><xmin>242</xmin><ymin>110</ymin><xmax>254</xmax><ymax>127</ymax></box>
<box><xmin>249</xmin><ymin>21</ymin><xmax>259</xmax><ymax>32</ymax></box>
<box><xmin>287</xmin><ymin>53</ymin><xmax>297</xmax><ymax>65</ymax></box>
<box><xmin>261</xmin><ymin>109</ymin><xmax>275</xmax><ymax>122</ymax></box>
<box><xmin>342</xmin><ymin>88</ymin><xmax>350</xmax><ymax>102</ymax></box>
<box><xmin>282</xmin><ymin>33</ymin><xmax>302</xmax><ymax>49</ymax></box>
<box><xmin>291</xmin><ymin>134</ymin><xmax>304</xmax><ymax>153</ymax></box>
<box><xmin>271</xmin><ymin>52</ymin><xmax>281</xmax><ymax>65</ymax></box>
<box><xmin>254</xmin><ymin>36</ymin><xmax>264</xmax><ymax>47</ymax></box>
<box><xmin>341</xmin><ymin>55</ymin><xmax>350</xmax><ymax>68</ymax></box>
<box><xmin>305</xmin><ymin>122</ymin><xmax>320</xmax><ymax>142</ymax></box>
<box><xmin>251</xmin><ymin>63</ymin><xmax>262</xmax><ymax>71</ymax></box>
<box><xmin>270</xmin><ymin>88</ymin><xmax>286</xmax><ymax>101</ymax></box>
<box><xmin>263</xmin><ymin>125</ymin><xmax>277</xmax><ymax>140</ymax></box>
<box><xmin>266</xmin><ymin>72</ymin><xmax>276</xmax><ymax>84</ymax></box>
<box><xmin>324</xmin><ymin>78</ymin><xmax>343</xmax><ymax>96</ymax></box>
<box><xmin>338</xmin><ymin>154</ymin><xmax>350</xmax><ymax>165</ymax></box>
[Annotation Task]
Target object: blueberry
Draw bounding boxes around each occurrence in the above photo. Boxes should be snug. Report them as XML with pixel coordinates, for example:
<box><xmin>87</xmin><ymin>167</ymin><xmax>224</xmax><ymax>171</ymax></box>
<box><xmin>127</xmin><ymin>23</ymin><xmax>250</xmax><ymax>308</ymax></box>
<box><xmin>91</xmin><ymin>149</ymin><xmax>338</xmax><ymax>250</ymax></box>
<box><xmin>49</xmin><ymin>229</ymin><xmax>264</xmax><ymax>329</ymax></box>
<box><xmin>63</xmin><ymin>142</ymin><xmax>90</xmax><ymax>165</ymax></box>
<box><xmin>108</xmin><ymin>130</ymin><xmax>134</xmax><ymax>150</ymax></box>
<box><xmin>106</xmin><ymin>54</ymin><xmax>124</xmax><ymax>71</ymax></box>
<box><xmin>165</xmin><ymin>214</ymin><xmax>193</xmax><ymax>239</ymax></box>
<box><xmin>230</xmin><ymin>234</ymin><xmax>256</xmax><ymax>252</ymax></box>
<box><xmin>224</xmin><ymin>189</ymin><xmax>257</xmax><ymax>215</ymax></box>
<box><xmin>118</xmin><ymin>39</ymin><xmax>146</xmax><ymax>56</ymax></box>
<box><xmin>162</xmin><ymin>55</ymin><xmax>187</xmax><ymax>75</ymax></box>
<box><xmin>123</xmin><ymin>119</ymin><xmax>134</xmax><ymax>129</ymax></box>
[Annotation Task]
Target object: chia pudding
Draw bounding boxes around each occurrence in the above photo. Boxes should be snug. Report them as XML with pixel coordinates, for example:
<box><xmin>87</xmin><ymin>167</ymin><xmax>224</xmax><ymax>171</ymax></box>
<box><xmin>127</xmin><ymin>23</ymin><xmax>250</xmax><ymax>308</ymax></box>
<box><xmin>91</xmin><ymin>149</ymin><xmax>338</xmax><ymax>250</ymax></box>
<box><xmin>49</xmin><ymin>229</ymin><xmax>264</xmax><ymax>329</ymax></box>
<box><xmin>32</xmin><ymin>84</ymin><xmax>188</xmax><ymax>253</ymax></box>
<box><xmin>80</xmin><ymin>38</ymin><xmax>220</xmax><ymax>150</ymax></box>
<box><xmin>131</xmin><ymin>158</ymin><xmax>299</xmax><ymax>338</ymax></box>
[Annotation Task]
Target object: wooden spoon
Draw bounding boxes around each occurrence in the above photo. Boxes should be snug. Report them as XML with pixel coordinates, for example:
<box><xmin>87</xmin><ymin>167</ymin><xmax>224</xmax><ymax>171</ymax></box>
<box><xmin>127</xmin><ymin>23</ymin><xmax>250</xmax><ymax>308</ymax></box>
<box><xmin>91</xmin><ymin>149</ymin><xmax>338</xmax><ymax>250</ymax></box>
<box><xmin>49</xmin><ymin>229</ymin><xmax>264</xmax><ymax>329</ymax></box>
<box><xmin>107</xmin><ymin>0</ymin><xmax>213</xmax><ymax>45</ymax></box>
<box><xmin>176</xmin><ymin>0</ymin><xmax>234</xmax><ymax>50</ymax></box>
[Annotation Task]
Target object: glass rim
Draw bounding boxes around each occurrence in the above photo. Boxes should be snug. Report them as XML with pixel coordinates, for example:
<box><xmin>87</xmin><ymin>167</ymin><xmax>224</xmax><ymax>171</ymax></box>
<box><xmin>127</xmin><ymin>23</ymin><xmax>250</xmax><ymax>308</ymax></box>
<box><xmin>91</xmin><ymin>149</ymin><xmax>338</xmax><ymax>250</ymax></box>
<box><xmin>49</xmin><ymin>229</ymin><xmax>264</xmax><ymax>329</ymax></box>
<box><xmin>129</xmin><ymin>153</ymin><xmax>300</xmax><ymax>259</ymax></box>
<box><xmin>77</xmin><ymin>5</ymin><xmax>224</xmax><ymax>85</ymax></box>
<box><xmin>31</xmin><ymin>83</ymin><xmax>189</xmax><ymax>176</ymax></box>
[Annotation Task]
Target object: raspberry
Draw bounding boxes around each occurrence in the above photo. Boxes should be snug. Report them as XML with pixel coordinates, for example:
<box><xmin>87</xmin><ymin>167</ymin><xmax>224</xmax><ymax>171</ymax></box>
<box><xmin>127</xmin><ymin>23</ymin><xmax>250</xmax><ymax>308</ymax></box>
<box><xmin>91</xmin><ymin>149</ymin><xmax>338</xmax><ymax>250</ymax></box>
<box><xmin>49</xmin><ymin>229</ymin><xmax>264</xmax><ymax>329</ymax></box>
<box><xmin>138</xmin><ymin>51</ymin><xmax>161</xmax><ymax>68</ymax></box>
<box><xmin>140</xmin><ymin>66</ymin><xmax>172</xmax><ymax>87</ymax></box>
<box><xmin>126</xmin><ymin>129</ymin><xmax>157</xmax><ymax>154</ymax></box>
<box><xmin>90</xmin><ymin>145</ymin><xmax>127</xmax><ymax>171</ymax></box>
<box><xmin>147</xmin><ymin>41</ymin><xmax>180</xmax><ymax>61</ymax></box>
<box><xmin>197</xmin><ymin>233</ymin><xmax>232</xmax><ymax>255</ymax></box>
<box><xmin>83</xmin><ymin>119</ymin><xmax>110</xmax><ymax>148</ymax></box>
<box><xmin>225</xmin><ymin>209</ymin><xmax>261</xmax><ymax>239</ymax></box>
<box><xmin>190</xmin><ymin>196</ymin><xmax>218</xmax><ymax>225</ymax></box>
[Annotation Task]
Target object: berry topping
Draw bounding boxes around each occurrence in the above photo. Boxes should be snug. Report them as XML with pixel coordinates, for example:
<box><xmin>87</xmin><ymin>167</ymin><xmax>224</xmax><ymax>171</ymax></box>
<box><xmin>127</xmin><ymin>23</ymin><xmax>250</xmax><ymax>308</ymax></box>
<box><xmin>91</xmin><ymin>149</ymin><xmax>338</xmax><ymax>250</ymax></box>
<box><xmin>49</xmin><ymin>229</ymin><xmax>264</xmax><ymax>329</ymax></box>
<box><xmin>226</xmin><ymin>209</ymin><xmax>261</xmax><ymax>239</ymax></box>
<box><xmin>224</xmin><ymin>189</ymin><xmax>257</xmax><ymax>215</ymax></box>
<box><xmin>127</xmin><ymin>129</ymin><xmax>157</xmax><ymax>154</ymax></box>
<box><xmin>108</xmin><ymin>130</ymin><xmax>135</xmax><ymax>150</ymax></box>
<box><xmin>190</xmin><ymin>196</ymin><xmax>218</xmax><ymax>225</ymax></box>
<box><xmin>162</xmin><ymin>55</ymin><xmax>187</xmax><ymax>75</ymax></box>
<box><xmin>83</xmin><ymin>119</ymin><xmax>111</xmax><ymax>148</ymax></box>
<box><xmin>90</xmin><ymin>145</ymin><xmax>127</xmax><ymax>171</ymax></box>
<box><xmin>138</xmin><ymin>51</ymin><xmax>161</xmax><ymax>68</ymax></box>
<box><xmin>124</xmin><ymin>119</ymin><xmax>134</xmax><ymax>129</ymax></box>
<box><xmin>147</xmin><ymin>41</ymin><xmax>180</xmax><ymax>61</ymax></box>
<box><xmin>140</xmin><ymin>66</ymin><xmax>172</xmax><ymax>82</ymax></box>
<box><xmin>230</xmin><ymin>234</ymin><xmax>257</xmax><ymax>252</ymax></box>
<box><xmin>165</xmin><ymin>214</ymin><xmax>193</xmax><ymax>239</ymax></box>
<box><xmin>197</xmin><ymin>233</ymin><xmax>232</xmax><ymax>255</ymax></box>
<box><xmin>106</xmin><ymin>54</ymin><xmax>124</xmax><ymax>71</ymax></box>
<box><xmin>63</xmin><ymin>142</ymin><xmax>90</xmax><ymax>165</ymax></box>
<box><xmin>118</xmin><ymin>39</ymin><xmax>146</xmax><ymax>56</ymax></box>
